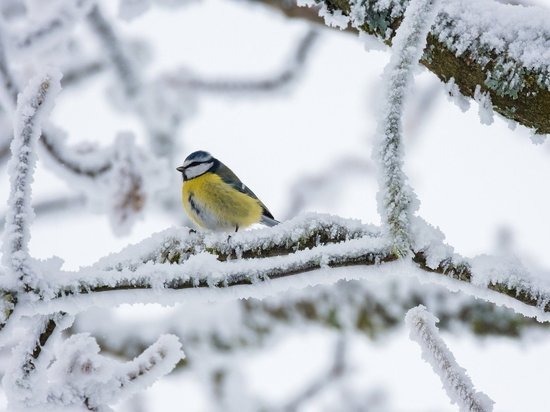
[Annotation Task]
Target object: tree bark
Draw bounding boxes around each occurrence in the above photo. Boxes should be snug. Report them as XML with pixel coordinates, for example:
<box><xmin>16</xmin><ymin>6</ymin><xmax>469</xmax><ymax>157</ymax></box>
<box><xmin>253</xmin><ymin>0</ymin><xmax>550</xmax><ymax>134</ymax></box>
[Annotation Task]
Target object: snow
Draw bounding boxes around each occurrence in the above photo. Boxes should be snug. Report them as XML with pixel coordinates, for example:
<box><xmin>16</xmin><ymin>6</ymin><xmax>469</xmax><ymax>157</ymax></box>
<box><xmin>2</xmin><ymin>69</ymin><xmax>61</xmax><ymax>290</ymax></box>
<box><xmin>10</xmin><ymin>0</ymin><xmax>95</xmax><ymax>55</ymax></box>
<box><xmin>406</xmin><ymin>305</ymin><xmax>494</xmax><ymax>412</ymax></box>
<box><xmin>374</xmin><ymin>0</ymin><xmax>440</xmax><ymax>255</ymax></box>
<box><xmin>473</xmin><ymin>85</ymin><xmax>494</xmax><ymax>126</ymax></box>
<box><xmin>46</xmin><ymin>333</ymin><xmax>183</xmax><ymax>410</ymax></box>
<box><xmin>434</xmin><ymin>0</ymin><xmax>550</xmax><ymax>82</ymax></box>
<box><xmin>444</xmin><ymin>77</ymin><xmax>470</xmax><ymax>112</ymax></box>
<box><xmin>318</xmin><ymin>5</ymin><xmax>349</xmax><ymax>30</ymax></box>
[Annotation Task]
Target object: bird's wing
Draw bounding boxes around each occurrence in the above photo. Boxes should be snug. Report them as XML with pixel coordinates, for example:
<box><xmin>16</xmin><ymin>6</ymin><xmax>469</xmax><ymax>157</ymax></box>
<box><xmin>216</xmin><ymin>163</ymin><xmax>276</xmax><ymax>220</ymax></box>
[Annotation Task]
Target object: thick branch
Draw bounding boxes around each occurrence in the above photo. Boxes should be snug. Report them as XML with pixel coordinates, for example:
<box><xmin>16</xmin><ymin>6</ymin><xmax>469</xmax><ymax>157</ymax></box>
<box><xmin>255</xmin><ymin>0</ymin><xmax>550</xmax><ymax>134</ymax></box>
<box><xmin>8</xmin><ymin>215</ymin><xmax>550</xmax><ymax>321</ymax></box>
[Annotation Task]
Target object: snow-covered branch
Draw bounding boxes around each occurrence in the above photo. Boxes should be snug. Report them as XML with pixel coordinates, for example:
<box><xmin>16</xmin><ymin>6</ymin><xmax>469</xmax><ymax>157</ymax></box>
<box><xmin>266</xmin><ymin>0</ymin><xmax>550</xmax><ymax>134</ymax></box>
<box><xmin>2</xmin><ymin>313</ymin><xmax>67</xmax><ymax>407</ymax></box>
<box><xmin>10</xmin><ymin>0</ymin><xmax>95</xmax><ymax>54</ymax></box>
<box><xmin>0</xmin><ymin>27</ymin><xmax>18</xmax><ymax>108</ymax></box>
<box><xmin>168</xmin><ymin>28</ymin><xmax>319</xmax><ymax>94</ymax></box>
<box><xmin>282</xmin><ymin>334</ymin><xmax>347</xmax><ymax>411</ymax></box>
<box><xmin>46</xmin><ymin>334</ymin><xmax>184</xmax><ymax>411</ymax></box>
<box><xmin>406</xmin><ymin>305</ymin><xmax>494</xmax><ymax>412</ymax></box>
<box><xmin>2</xmin><ymin>71</ymin><xmax>61</xmax><ymax>291</ymax></box>
<box><xmin>71</xmin><ymin>275</ymin><xmax>545</xmax><ymax>372</ymax></box>
<box><xmin>87</xmin><ymin>5</ymin><xmax>140</xmax><ymax>98</ymax></box>
<box><xmin>375</xmin><ymin>0</ymin><xmax>439</xmax><ymax>256</ymax></box>
<box><xmin>1</xmin><ymin>214</ymin><xmax>546</xmax><ymax>323</ymax></box>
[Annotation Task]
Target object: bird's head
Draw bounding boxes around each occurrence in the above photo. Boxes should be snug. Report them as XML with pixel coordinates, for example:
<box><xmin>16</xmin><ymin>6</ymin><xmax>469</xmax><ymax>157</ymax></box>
<box><xmin>177</xmin><ymin>150</ymin><xmax>217</xmax><ymax>181</ymax></box>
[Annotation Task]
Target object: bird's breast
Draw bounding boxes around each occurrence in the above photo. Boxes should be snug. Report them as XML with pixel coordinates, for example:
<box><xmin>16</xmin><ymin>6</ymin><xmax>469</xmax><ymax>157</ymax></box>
<box><xmin>182</xmin><ymin>173</ymin><xmax>263</xmax><ymax>230</ymax></box>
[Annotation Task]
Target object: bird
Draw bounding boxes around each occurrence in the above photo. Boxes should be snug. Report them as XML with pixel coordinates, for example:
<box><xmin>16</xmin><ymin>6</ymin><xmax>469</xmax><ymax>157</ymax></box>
<box><xmin>176</xmin><ymin>150</ymin><xmax>279</xmax><ymax>232</ymax></box>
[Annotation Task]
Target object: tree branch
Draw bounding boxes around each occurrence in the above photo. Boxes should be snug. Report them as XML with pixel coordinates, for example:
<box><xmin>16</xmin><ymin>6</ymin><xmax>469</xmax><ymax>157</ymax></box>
<box><xmin>374</xmin><ymin>0</ymin><xmax>439</xmax><ymax>255</ymax></box>
<box><xmin>3</xmin><ymin>215</ymin><xmax>547</xmax><ymax>323</ymax></box>
<box><xmin>406</xmin><ymin>305</ymin><xmax>494</xmax><ymax>412</ymax></box>
<box><xmin>2</xmin><ymin>71</ymin><xmax>62</xmax><ymax>291</ymax></box>
<box><xmin>253</xmin><ymin>0</ymin><xmax>550</xmax><ymax>134</ymax></box>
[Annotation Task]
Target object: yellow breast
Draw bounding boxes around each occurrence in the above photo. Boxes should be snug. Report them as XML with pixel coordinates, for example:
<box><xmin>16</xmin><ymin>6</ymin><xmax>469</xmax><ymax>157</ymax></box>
<box><xmin>182</xmin><ymin>173</ymin><xmax>263</xmax><ymax>230</ymax></box>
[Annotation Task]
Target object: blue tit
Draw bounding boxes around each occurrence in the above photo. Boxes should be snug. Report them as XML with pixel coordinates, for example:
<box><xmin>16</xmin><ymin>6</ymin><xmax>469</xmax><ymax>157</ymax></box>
<box><xmin>176</xmin><ymin>151</ymin><xmax>279</xmax><ymax>232</ymax></box>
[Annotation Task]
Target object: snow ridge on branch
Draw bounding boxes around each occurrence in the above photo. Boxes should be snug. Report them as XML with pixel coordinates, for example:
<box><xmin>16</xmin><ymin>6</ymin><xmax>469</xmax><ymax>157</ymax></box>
<box><xmin>406</xmin><ymin>305</ymin><xmax>494</xmax><ymax>412</ymax></box>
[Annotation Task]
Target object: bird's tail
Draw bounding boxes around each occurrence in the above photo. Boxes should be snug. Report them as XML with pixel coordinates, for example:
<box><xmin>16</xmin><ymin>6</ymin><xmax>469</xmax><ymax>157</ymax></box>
<box><xmin>261</xmin><ymin>215</ymin><xmax>280</xmax><ymax>227</ymax></box>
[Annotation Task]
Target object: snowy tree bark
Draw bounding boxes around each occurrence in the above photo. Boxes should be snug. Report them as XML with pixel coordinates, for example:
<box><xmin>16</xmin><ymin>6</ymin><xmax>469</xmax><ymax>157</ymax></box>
<box><xmin>254</xmin><ymin>0</ymin><xmax>550</xmax><ymax>135</ymax></box>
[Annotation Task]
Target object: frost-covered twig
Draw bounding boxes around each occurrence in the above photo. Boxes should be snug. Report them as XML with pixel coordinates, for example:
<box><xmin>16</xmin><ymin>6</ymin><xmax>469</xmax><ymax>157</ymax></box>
<box><xmin>283</xmin><ymin>334</ymin><xmax>347</xmax><ymax>411</ymax></box>
<box><xmin>45</xmin><ymin>334</ymin><xmax>184</xmax><ymax>410</ymax></box>
<box><xmin>375</xmin><ymin>0</ymin><xmax>439</xmax><ymax>255</ymax></box>
<box><xmin>0</xmin><ymin>24</ymin><xmax>114</xmax><ymax>178</ymax></box>
<box><xmin>40</xmin><ymin>125</ymin><xmax>113</xmax><ymax>178</ymax></box>
<box><xmin>61</xmin><ymin>59</ymin><xmax>106</xmax><ymax>87</ymax></box>
<box><xmin>3</xmin><ymin>214</ymin><xmax>547</xmax><ymax>321</ymax></box>
<box><xmin>87</xmin><ymin>5</ymin><xmax>140</xmax><ymax>98</ymax></box>
<box><xmin>406</xmin><ymin>305</ymin><xmax>494</xmax><ymax>412</ymax></box>
<box><xmin>11</xmin><ymin>0</ymin><xmax>95</xmax><ymax>54</ymax></box>
<box><xmin>281</xmin><ymin>155</ymin><xmax>373</xmax><ymax>220</ymax></box>
<box><xmin>171</xmin><ymin>28</ymin><xmax>319</xmax><ymax>93</ymax></box>
<box><xmin>109</xmin><ymin>132</ymin><xmax>148</xmax><ymax>236</ymax></box>
<box><xmin>2</xmin><ymin>71</ymin><xmax>61</xmax><ymax>290</ymax></box>
<box><xmin>0</xmin><ymin>194</ymin><xmax>85</xmax><ymax>231</ymax></box>
<box><xmin>272</xmin><ymin>0</ymin><xmax>550</xmax><ymax>133</ymax></box>
<box><xmin>2</xmin><ymin>313</ymin><xmax>68</xmax><ymax>407</ymax></box>
<box><xmin>3</xmin><ymin>319</ymin><xmax>183</xmax><ymax>410</ymax></box>
<box><xmin>72</xmin><ymin>276</ymin><xmax>545</xmax><ymax>370</ymax></box>
<box><xmin>0</xmin><ymin>26</ymin><xmax>18</xmax><ymax>107</ymax></box>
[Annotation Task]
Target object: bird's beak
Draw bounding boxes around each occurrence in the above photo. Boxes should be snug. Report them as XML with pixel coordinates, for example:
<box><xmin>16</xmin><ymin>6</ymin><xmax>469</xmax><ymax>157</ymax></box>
<box><xmin>176</xmin><ymin>166</ymin><xmax>185</xmax><ymax>173</ymax></box>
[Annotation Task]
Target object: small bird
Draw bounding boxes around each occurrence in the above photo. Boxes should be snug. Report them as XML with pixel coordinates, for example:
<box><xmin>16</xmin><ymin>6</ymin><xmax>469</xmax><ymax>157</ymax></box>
<box><xmin>176</xmin><ymin>151</ymin><xmax>279</xmax><ymax>232</ymax></box>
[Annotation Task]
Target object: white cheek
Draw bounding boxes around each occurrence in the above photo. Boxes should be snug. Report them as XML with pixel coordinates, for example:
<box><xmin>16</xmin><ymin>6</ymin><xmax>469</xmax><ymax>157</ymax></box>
<box><xmin>185</xmin><ymin>162</ymin><xmax>213</xmax><ymax>179</ymax></box>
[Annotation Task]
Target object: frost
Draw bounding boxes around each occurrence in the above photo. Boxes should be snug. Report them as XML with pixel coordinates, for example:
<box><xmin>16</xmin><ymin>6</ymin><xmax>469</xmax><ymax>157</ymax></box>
<box><xmin>296</xmin><ymin>0</ymin><xmax>317</xmax><ymax>7</ymax></box>
<box><xmin>444</xmin><ymin>77</ymin><xmax>470</xmax><ymax>112</ymax></box>
<box><xmin>434</xmin><ymin>0</ymin><xmax>550</xmax><ymax>81</ymax></box>
<box><xmin>410</xmin><ymin>217</ymin><xmax>454</xmax><ymax>270</ymax></box>
<box><xmin>135</xmin><ymin>76</ymin><xmax>198</xmax><ymax>158</ymax></box>
<box><xmin>406</xmin><ymin>305</ymin><xmax>494</xmax><ymax>412</ymax></box>
<box><xmin>473</xmin><ymin>85</ymin><xmax>494</xmax><ymax>125</ymax></box>
<box><xmin>374</xmin><ymin>0</ymin><xmax>439</xmax><ymax>255</ymax></box>
<box><xmin>318</xmin><ymin>4</ymin><xmax>350</xmax><ymax>30</ymax></box>
<box><xmin>358</xmin><ymin>32</ymin><xmax>387</xmax><ymax>52</ymax></box>
<box><xmin>10</xmin><ymin>0</ymin><xmax>96</xmax><ymax>55</ymax></box>
<box><xmin>108</xmin><ymin>132</ymin><xmax>148</xmax><ymax>236</ymax></box>
<box><xmin>349</xmin><ymin>0</ymin><xmax>367</xmax><ymax>28</ymax></box>
<box><xmin>2</xmin><ymin>70</ymin><xmax>61</xmax><ymax>290</ymax></box>
<box><xmin>529</xmin><ymin>132</ymin><xmax>546</xmax><ymax>145</ymax></box>
<box><xmin>47</xmin><ymin>334</ymin><xmax>184</xmax><ymax>410</ymax></box>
